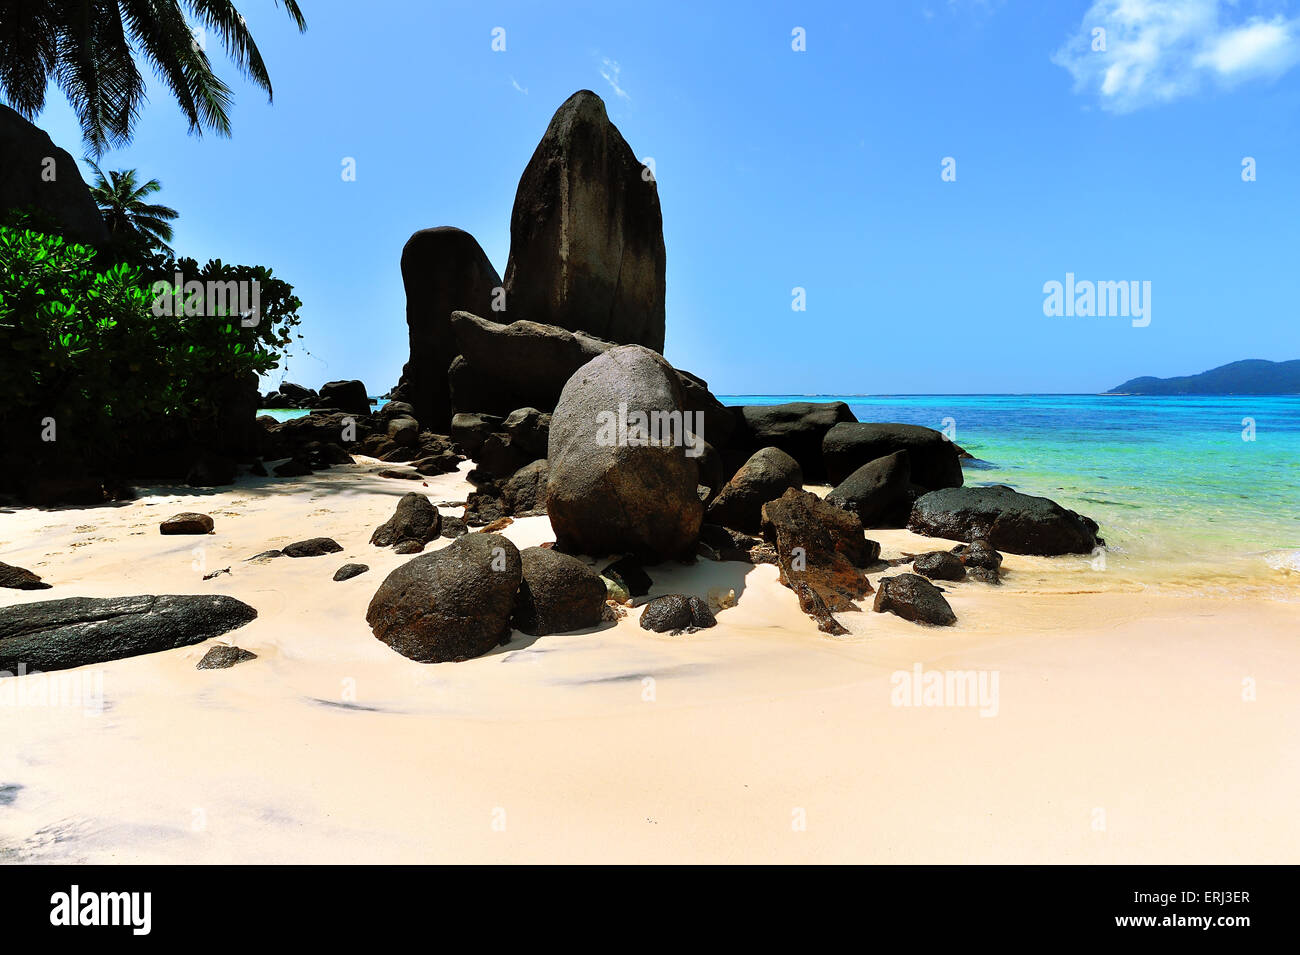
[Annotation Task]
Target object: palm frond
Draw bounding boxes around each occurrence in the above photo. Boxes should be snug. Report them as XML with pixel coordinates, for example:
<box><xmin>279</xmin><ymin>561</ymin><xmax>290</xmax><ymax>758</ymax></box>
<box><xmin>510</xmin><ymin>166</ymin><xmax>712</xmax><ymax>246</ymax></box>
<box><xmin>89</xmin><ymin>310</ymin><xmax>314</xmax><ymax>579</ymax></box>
<box><xmin>1</xmin><ymin>0</ymin><xmax>305</xmax><ymax>151</ymax></box>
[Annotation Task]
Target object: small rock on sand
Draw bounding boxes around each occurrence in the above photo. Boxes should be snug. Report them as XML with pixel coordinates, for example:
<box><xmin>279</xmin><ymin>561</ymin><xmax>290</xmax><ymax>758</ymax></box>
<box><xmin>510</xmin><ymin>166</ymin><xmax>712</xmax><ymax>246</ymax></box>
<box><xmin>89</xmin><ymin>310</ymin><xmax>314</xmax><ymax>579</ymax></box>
<box><xmin>872</xmin><ymin>574</ymin><xmax>957</xmax><ymax>626</ymax></box>
<box><xmin>282</xmin><ymin>537</ymin><xmax>344</xmax><ymax>558</ymax></box>
<box><xmin>912</xmin><ymin>551</ymin><xmax>966</xmax><ymax>581</ymax></box>
<box><xmin>160</xmin><ymin>512</ymin><xmax>214</xmax><ymax>535</ymax></box>
<box><xmin>639</xmin><ymin>594</ymin><xmax>717</xmax><ymax>634</ymax></box>
<box><xmin>197</xmin><ymin>645</ymin><xmax>258</xmax><ymax>669</ymax></box>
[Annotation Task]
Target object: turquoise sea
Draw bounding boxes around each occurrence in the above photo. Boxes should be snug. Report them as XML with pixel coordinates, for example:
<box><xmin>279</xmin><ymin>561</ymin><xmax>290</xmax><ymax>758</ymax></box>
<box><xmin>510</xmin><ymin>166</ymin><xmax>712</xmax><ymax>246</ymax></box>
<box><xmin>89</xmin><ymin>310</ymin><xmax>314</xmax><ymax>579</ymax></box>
<box><xmin>265</xmin><ymin>394</ymin><xmax>1300</xmax><ymax>596</ymax></box>
<box><xmin>722</xmin><ymin>395</ymin><xmax>1300</xmax><ymax>598</ymax></box>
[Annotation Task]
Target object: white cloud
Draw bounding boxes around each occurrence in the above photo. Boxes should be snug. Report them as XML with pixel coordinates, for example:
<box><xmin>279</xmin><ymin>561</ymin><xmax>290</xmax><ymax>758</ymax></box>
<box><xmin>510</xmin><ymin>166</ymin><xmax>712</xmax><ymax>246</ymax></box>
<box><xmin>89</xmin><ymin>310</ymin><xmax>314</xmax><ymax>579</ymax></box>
<box><xmin>1196</xmin><ymin>16</ymin><xmax>1300</xmax><ymax>75</ymax></box>
<box><xmin>1053</xmin><ymin>1</ymin><xmax>1300</xmax><ymax>112</ymax></box>
<box><xmin>598</xmin><ymin>57</ymin><xmax>631</xmax><ymax>101</ymax></box>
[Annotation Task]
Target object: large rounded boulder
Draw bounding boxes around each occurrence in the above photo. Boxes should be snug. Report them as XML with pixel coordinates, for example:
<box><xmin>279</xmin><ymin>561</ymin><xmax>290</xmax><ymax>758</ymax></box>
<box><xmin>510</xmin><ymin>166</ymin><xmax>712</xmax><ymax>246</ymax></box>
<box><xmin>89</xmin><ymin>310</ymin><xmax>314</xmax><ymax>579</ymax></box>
<box><xmin>822</xmin><ymin>422</ymin><xmax>963</xmax><ymax>489</ymax></box>
<box><xmin>824</xmin><ymin>449</ymin><xmax>913</xmax><ymax>527</ymax></box>
<box><xmin>503</xmin><ymin>90</ymin><xmax>665</xmax><ymax>351</ymax></box>
<box><xmin>365</xmin><ymin>533</ymin><xmax>522</xmax><ymax>662</ymax></box>
<box><xmin>908</xmin><ymin>485</ymin><xmax>1099</xmax><ymax>556</ymax></box>
<box><xmin>317</xmin><ymin>380</ymin><xmax>370</xmax><ymax>416</ymax></box>
<box><xmin>546</xmin><ymin>345</ymin><xmax>703</xmax><ymax>561</ymax></box>
<box><xmin>706</xmin><ymin>446</ymin><xmax>803</xmax><ymax>533</ymax></box>
<box><xmin>512</xmin><ymin>546</ymin><xmax>607</xmax><ymax>636</ymax></box>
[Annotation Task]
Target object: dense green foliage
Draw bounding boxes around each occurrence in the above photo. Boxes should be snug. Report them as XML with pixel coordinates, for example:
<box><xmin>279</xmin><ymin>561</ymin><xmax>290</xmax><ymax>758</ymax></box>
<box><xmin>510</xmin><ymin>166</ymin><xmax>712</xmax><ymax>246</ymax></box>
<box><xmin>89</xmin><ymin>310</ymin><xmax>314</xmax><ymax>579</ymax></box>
<box><xmin>0</xmin><ymin>222</ymin><xmax>301</xmax><ymax>464</ymax></box>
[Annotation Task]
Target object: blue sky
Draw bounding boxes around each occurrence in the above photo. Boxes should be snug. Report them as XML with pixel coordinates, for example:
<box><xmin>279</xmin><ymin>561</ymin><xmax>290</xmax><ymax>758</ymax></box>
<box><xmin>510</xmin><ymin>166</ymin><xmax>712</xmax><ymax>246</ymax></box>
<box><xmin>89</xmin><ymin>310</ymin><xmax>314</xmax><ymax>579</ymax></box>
<box><xmin>28</xmin><ymin>0</ymin><xmax>1300</xmax><ymax>394</ymax></box>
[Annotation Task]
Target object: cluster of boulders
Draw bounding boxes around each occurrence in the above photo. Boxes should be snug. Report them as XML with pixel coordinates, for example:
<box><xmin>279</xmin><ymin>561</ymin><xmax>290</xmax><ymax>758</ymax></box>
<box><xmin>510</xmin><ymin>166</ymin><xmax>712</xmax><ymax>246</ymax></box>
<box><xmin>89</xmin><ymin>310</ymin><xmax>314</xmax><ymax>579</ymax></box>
<box><xmin>348</xmin><ymin>88</ymin><xmax>1105</xmax><ymax>659</ymax></box>
<box><xmin>258</xmin><ymin>379</ymin><xmax>373</xmax><ymax>415</ymax></box>
<box><xmin>0</xmin><ymin>89</ymin><xmax>1107</xmax><ymax>679</ymax></box>
<box><xmin>366</xmin><ymin>532</ymin><xmax>611</xmax><ymax>662</ymax></box>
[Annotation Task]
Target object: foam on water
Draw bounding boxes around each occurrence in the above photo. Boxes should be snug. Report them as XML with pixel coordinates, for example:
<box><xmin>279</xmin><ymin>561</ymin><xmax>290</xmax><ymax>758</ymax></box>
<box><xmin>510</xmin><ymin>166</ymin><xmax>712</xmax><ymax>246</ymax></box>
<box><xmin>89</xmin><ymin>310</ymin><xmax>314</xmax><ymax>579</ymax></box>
<box><xmin>1264</xmin><ymin>549</ymin><xmax>1300</xmax><ymax>575</ymax></box>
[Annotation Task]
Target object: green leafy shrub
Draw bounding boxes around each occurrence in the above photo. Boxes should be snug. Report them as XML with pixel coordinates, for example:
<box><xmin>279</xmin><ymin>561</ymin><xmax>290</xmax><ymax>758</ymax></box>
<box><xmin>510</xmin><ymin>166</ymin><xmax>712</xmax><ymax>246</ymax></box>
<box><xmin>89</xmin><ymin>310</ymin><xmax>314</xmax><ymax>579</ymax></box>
<box><xmin>0</xmin><ymin>222</ymin><xmax>301</xmax><ymax>476</ymax></box>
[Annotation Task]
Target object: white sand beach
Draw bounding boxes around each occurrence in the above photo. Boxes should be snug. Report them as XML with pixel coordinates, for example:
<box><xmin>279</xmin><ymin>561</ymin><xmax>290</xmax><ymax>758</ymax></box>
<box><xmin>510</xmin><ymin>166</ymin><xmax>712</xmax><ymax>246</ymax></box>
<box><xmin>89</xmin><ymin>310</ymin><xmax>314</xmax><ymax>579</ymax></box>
<box><xmin>1</xmin><ymin>459</ymin><xmax>1296</xmax><ymax>864</ymax></box>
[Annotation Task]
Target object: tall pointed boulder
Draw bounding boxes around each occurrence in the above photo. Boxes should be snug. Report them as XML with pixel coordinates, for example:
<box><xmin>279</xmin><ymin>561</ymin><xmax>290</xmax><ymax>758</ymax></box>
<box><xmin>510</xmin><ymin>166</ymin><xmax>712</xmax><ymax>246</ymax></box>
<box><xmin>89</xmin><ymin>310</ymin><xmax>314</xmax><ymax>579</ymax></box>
<box><xmin>400</xmin><ymin>226</ymin><xmax>501</xmax><ymax>429</ymax></box>
<box><xmin>503</xmin><ymin>90</ymin><xmax>665</xmax><ymax>351</ymax></box>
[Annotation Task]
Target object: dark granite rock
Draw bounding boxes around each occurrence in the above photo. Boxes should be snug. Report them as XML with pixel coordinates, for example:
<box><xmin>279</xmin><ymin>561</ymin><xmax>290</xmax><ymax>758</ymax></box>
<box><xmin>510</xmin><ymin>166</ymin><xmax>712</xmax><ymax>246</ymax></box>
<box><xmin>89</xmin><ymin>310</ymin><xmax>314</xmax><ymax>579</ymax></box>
<box><xmin>513</xmin><ymin>546</ymin><xmax>607</xmax><ymax>636</ymax></box>
<box><xmin>502</xmin><ymin>407</ymin><xmax>551</xmax><ymax>458</ymax></box>
<box><xmin>318</xmin><ymin>380</ymin><xmax>370</xmax><ymax>416</ymax></box>
<box><xmin>333</xmin><ymin>563</ymin><xmax>370</xmax><ymax>581</ymax></box>
<box><xmin>196</xmin><ymin>645</ymin><xmax>257</xmax><ymax>669</ymax></box>
<box><xmin>760</xmin><ymin>487</ymin><xmax>878</xmax><ymax>614</ymax></box>
<box><xmin>731</xmin><ymin>401</ymin><xmax>856</xmax><ymax>482</ymax></box>
<box><xmin>546</xmin><ymin>345</ymin><xmax>702</xmax><ymax>561</ymax></box>
<box><xmin>366</xmin><ymin>533</ymin><xmax>522</xmax><ymax>662</ymax></box>
<box><xmin>909</xmin><ymin>485</ymin><xmax>1099</xmax><ymax>556</ymax></box>
<box><xmin>503</xmin><ymin>90</ymin><xmax>665</xmax><ymax>351</ymax></box>
<box><xmin>449</xmin><ymin>312</ymin><xmax>613</xmax><ymax>415</ymax></box>
<box><xmin>387</xmin><ymin>416</ymin><xmax>420</xmax><ymax>447</ymax></box>
<box><xmin>953</xmin><ymin>538</ymin><xmax>1004</xmax><ymax>570</ymax></box>
<box><xmin>160</xmin><ymin>512</ymin><xmax>214</xmax><ymax>535</ymax></box>
<box><xmin>281</xmin><ymin>537</ymin><xmax>344</xmax><ymax>558</ymax></box>
<box><xmin>912</xmin><ymin>551</ymin><xmax>967</xmax><ymax>582</ymax></box>
<box><xmin>822</xmin><ymin>422</ymin><xmax>963</xmax><ymax>489</ymax></box>
<box><xmin>706</xmin><ymin>446</ymin><xmax>803</xmax><ymax>533</ymax></box>
<box><xmin>0</xmin><ymin>104</ymin><xmax>109</xmax><ymax>247</ymax></box>
<box><xmin>412</xmin><ymin>451</ymin><xmax>462</xmax><ymax>476</ymax></box>
<box><xmin>450</xmin><ymin>411</ymin><xmax>504</xmax><ymax>456</ymax></box>
<box><xmin>448</xmin><ymin>311</ymin><xmax>729</xmax><ymax>437</ymax></box>
<box><xmin>638</xmin><ymin>594</ymin><xmax>717</xmax><ymax>634</ymax></box>
<box><xmin>464</xmin><ymin>487</ymin><xmax>508</xmax><ymax>527</ymax></box>
<box><xmin>0</xmin><ymin>595</ymin><xmax>258</xmax><ymax>674</ymax></box>
<box><xmin>401</xmin><ymin>226</ymin><xmax>503</xmax><ymax>429</ymax></box>
<box><xmin>503</xmin><ymin>459</ymin><xmax>548</xmax><ymax>516</ymax></box>
<box><xmin>370</xmin><ymin>493</ymin><xmax>441</xmax><ymax>549</ymax></box>
<box><xmin>0</xmin><ymin>562</ymin><xmax>52</xmax><ymax>590</ymax></box>
<box><xmin>872</xmin><ymin>574</ymin><xmax>957</xmax><ymax>626</ymax></box>
<box><xmin>824</xmin><ymin>450</ymin><xmax>914</xmax><ymax>528</ymax></box>
<box><xmin>471</xmin><ymin>432</ymin><xmax>531</xmax><ymax>482</ymax></box>
<box><xmin>793</xmin><ymin>582</ymin><xmax>848</xmax><ymax>635</ymax></box>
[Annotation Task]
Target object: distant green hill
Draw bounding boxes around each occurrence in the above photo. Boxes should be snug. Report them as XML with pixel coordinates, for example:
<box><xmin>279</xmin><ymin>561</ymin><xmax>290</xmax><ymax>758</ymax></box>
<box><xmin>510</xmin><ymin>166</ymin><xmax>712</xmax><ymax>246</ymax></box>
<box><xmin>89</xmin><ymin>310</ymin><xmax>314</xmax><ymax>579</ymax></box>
<box><xmin>1107</xmin><ymin>359</ymin><xmax>1300</xmax><ymax>395</ymax></box>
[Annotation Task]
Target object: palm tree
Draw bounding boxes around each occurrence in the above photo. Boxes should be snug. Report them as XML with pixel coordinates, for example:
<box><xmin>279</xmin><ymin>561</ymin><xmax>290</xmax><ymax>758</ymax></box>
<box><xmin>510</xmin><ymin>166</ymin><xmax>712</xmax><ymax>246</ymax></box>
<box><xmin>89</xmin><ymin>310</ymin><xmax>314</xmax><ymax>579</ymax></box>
<box><xmin>87</xmin><ymin>164</ymin><xmax>179</xmax><ymax>253</ymax></box>
<box><xmin>0</xmin><ymin>1</ymin><xmax>306</xmax><ymax>156</ymax></box>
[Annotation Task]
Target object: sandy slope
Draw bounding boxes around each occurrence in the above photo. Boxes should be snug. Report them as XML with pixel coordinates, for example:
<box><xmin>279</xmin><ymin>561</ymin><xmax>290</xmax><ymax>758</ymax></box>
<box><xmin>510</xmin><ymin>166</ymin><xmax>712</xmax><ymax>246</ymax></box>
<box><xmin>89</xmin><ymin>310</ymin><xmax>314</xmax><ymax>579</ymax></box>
<box><xmin>1</xmin><ymin>461</ymin><xmax>1297</xmax><ymax>863</ymax></box>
